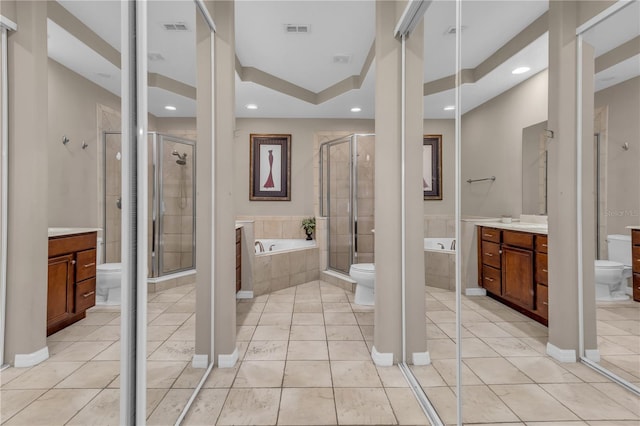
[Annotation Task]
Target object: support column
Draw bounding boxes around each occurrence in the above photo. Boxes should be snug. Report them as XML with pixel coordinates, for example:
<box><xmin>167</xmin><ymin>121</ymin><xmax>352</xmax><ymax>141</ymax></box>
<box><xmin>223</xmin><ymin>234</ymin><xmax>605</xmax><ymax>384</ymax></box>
<box><xmin>195</xmin><ymin>0</ymin><xmax>236</xmax><ymax>367</ymax></box>
<box><xmin>373</xmin><ymin>1</ymin><xmax>427</xmax><ymax>365</ymax></box>
<box><xmin>4</xmin><ymin>0</ymin><xmax>49</xmax><ymax>366</ymax></box>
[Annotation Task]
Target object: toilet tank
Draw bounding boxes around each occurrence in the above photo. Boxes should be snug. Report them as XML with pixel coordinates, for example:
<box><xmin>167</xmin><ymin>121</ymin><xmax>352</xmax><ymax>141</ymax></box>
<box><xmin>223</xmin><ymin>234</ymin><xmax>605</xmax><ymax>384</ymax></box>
<box><xmin>607</xmin><ymin>234</ymin><xmax>631</xmax><ymax>266</ymax></box>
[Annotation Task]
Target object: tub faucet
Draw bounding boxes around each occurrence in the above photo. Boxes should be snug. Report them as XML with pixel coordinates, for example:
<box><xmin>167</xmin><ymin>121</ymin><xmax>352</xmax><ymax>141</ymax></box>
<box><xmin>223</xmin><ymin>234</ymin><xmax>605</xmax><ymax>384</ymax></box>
<box><xmin>450</xmin><ymin>240</ymin><xmax>456</xmax><ymax>250</ymax></box>
<box><xmin>269</xmin><ymin>244</ymin><xmax>276</xmax><ymax>251</ymax></box>
<box><xmin>437</xmin><ymin>243</ymin><xmax>445</xmax><ymax>250</ymax></box>
<box><xmin>255</xmin><ymin>241</ymin><xmax>264</xmax><ymax>253</ymax></box>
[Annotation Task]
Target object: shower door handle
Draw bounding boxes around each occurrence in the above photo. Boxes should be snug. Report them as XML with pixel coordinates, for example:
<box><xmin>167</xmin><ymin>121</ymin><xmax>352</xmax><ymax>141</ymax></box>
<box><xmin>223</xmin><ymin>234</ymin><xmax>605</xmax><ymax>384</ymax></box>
<box><xmin>116</xmin><ymin>197</ymin><xmax>122</xmax><ymax>209</ymax></box>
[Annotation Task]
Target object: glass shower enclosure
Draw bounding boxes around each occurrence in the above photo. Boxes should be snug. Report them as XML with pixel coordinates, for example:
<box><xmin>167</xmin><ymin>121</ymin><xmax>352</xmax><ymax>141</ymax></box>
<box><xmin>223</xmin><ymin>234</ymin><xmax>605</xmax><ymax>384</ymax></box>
<box><xmin>103</xmin><ymin>131</ymin><xmax>196</xmax><ymax>277</ymax></box>
<box><xmin>320</xmin><ymin>134</ymin><xmax>375</xmax><ymax>274</ymax></box>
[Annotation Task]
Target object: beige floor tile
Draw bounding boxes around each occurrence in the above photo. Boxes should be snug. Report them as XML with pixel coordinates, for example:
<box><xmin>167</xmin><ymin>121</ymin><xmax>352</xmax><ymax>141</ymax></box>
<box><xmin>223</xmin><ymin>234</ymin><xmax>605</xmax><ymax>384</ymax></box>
<box><xmin>237</xmin><ymin>312</ymin><xmax>261</xmax><ymax>326</ymax></box>
<box><xmin>236</xmin><ymin>325</ymin><xmax>256</xmax><ymax>341</ymax></box>
<box><xmin>0</xmin><ymin>389</ymin><xmax>46</xmax><ymax>423</ymax></box>
<box><xmin>466</xmin><ymin>322</ymin><xmax>514</xmax><ymax>337</ymax></box>
<box><xmin>46</xmin><ymin>325</ymin><xmax>101</xmax><ymax>342</ymax></box>
<box><xmin>287</xmin><ymin>340</ymin><xmax>328</xmax><ymax>360</ymax></box>
<box><xmin>461</xmin><ymin>385</ymin><xmax>520</xmax><ymax>423</ymax></box>
<box><xmin>263</xmin><ymin>302</ymin><xmax>294</xmax><ymax>313</ymax></box>
<box><xmin>321</xmin><ymin>294</ymin><xmax>349</xmax><ymax>303</ymax></box>
<box><xmin>252</xmin><ymin>325</ymin><xmax>291</xmax><ymax>341</ymax></box>
<box><xmin>55</xmin><ymin>361</ymin><xmax>119</xmax><ymax>389</ymax></box>
<box><xmin>289</xmin><ymin>325</ymin><xmax>326</xmax><ymax>340</ymax></box>
<box><xmin>172</xmin><ymin>365</ymin><xmax>207</xmax><ymax>389</ymax></box>
<box><xmin>331</xmin><ymin>360</ymin><xmax>382</xmax><ymax>387</ymax></box>
<box><xmin>47</xmin><ymin>340</ymin><xmax>113</xmax><ymax>362</ymax></box>
<box><xmin>4</xmin><ymin>388</ymin><xmax>100</xmax><ymax>426</ymax></box>
<box><xmin>149</xmin><ymin>312</ymin><xmax>191</xmax><ymax>326</ymax></box>
<box><xmin>589</xmin><ymin>382</ymin><xmax>640</xmax><ymax>416</ymax></box>
<box><xmin>66</xmin><ymin>388</ymin><xmax>119</xmax><ymax>425</ymax></box>
<box><xmin>360</xmin><ymin>325</ymin><xmax>374</xmax><ymax>340</ymax></box>
<box><xmin>600</xmin><ymin>355</ymin><xmax>640</xmax><ymax>378</ymax></box>
<box><xmin>3</xmin><ymin>361</ymin><xmax>84</xmax><ymax>389</ymax></box>
<box><xmin>334</xmin><ymin>387</ymin><xmax>396</xmax><ymax>425</ymax></box>
<box><xmin>464</xmin><ymin>358</ymin><xmax>533</xmax><ymax>384</ymax></box>
<box><xmin>147</xmin><ymin>361</ymin><xmax>188</xmax><ymax>388</ymax></box>
<box><xmin>426</xmin><ymin>338</ymin><xmax>456</xmax><ymax>359</ymax></box>
<box><xmin>182</xmin><ymin>388</ymin><xmax>229</xmax><ymax>425</ymax></box>
<box><xmin>203</xmin><ymin>366</ymin><xmax>239</xmax><ymax>389</ymax></box>
<box><xmin>0</xmin><ymin>367</ymin><xmax>31</xmax><ymax>387</ymax></box>
<box><xmin>277</xmin><ymin>388</ymin><xmax>337</xmax><ymax>425</ymax></box>
<box><xmin>77</xmin><ymin>312</ymin><xmax>120</xmax><ymax>326</ymax></box>
<box><xmin>436</xmin><ymin>322</ymin><xmax>475</xmax><ymax>339</ymax></box>
<box><xmin>291</xmin><ymin>312</ymin><xmax>324</xmax><ymax>325</ymax></box>
<box><xmin>325</xmin><ymin>325</ymin><xmax>363</xmax><ymax>340</ymax></box>
<box><xmin>293</xmin><ymin>302</ymin><xmax>323</xmax><ymax>313</ymax></box>
<box><xmin>147</xmin><ymin>325</ymin><xmax>180</xmax><ymax>341</ymax></box>
<box><xmin>324</xmin><ymin>312</ymin><xmax>357</xmax><ymax>325</ymax></box>
<box><xmin>426</xmin><ymin>323</ymin><xmax>450</xmax><ymax>339</ymax></box>
<box><xmin>410</xmin><ymin>364</ymin><xmax>448</xmax><ymax>387</ymax></box>
<box><xmin>496</xmin><ymin>321</ymin><xmax>549</xmax><ymax>338</ymax></box>
<box><xmin>385</xmin><ymin>387</ymin><xmax>430</xmax><ymax>425</ymax></box>
<box><xmin>461</xmin><ymin>337</ymin><xmax>500</xmax><ymax>358</ymax></box>
<box><xmin>586</xmin><ymin>422</ymin><xmax>640</xmax><ymax>425</ymax></box>
<box><xmin>525</xmin><ymin>423</ymin><xmax>586</xmax><ymax>426</ymax></box>
<box><xmin>146</xmin><ymin>388</ymin><xmax>193</xmax><ymax>426</ymax></box>
<box><xmin>258</xmin><ymin>312</ymin><xmax>292</xmax><ymax>326</ymax></box>
<box><xmin>492</xmin><ymin>384</ymin><xmax>579</xmax><ymax>421</ymax></box>
<box><xmin>166</xmin><ymin>323</ymin><xmax>195</xmax><ymax>341</ymax></box>
<box><xmin>80</xmin><ymin>325</ymin><xmax>121</xmax><ymax>341</ymax></box>
<box><xmin>328</xmin><ymin>340</ymin><xmax>370</xmax><ymax>360</ymax></box>
<box><xmin>269</xmin><ymin>294</ymin><xmax>295</xmax><ymax>303</ymax></box>
<box><xmin>217</xmin><ymin>388</ymin><xmax>281</xmax><ymax>425</ymax></box>
<box><xmin>422</xmin><ymin>386</ymin><xmax>457</xmax><ymax>424</ymax></box>
<box><xmin>376</xmin><ymin>366</ymin><xmax>409</xmax><ymax>388</ymax></box>
<box><xmin>244</xmin><ymin>340</ymin><xmax>289</xmax><ymax>361</ymax></box>
<box><xmin>233</xmin><ymin>361</ymin><xmax>285</xmax><ymax>388</ymax></box>
<box><xmin>506</xmin><ymin>357</ymin><xmax>582</xmax><ymax>383</ymax></box>
<box><xmin>322</xmin><ymin>302</ymin><xmax>352</xmax><ymax>312</ymax></box>
<box><xmin>354</xmin><ymin>312</ymin><xmax>374</xmax><ymax>325</ymax></box>
<box><xmin>480</xmin><ymin>337</ymin><xmax>541</xmax><ymax>357</ymax></box>
<box><xmin>283</xmin><ymin>360</ymin><xmax>332</xmax><ymax>387</ymax></box>
<box><xmin>236</xmin><ymin>302</ymin><xmax>265</xmax><ymax>314</ymax></box>
<box><xmin>541</xmin><ymin>383</ymin><xmax>637</xmax><ymax>420</ymax></box>
<box><xmin>148</xmin><ymin>340</ymin><xmax>195</xmax><ymax>361</ymax></box>
<box><xmin>164</xmin><ymin>301</ymin><xmax>196</xmax><ymax>314</ymax></box>
<box><xmin>432</xmin><ymin>359</ymin><xmax>483</xmax><ymax>386</ymax></box>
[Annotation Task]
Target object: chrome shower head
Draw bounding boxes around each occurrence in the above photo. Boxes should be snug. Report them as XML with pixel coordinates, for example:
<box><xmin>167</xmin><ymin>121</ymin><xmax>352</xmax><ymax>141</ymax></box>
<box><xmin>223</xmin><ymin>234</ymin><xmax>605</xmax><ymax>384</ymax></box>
<box><xmin>172</xmin><ymin>150</ymin><xmax>187</xmax><ymax>165</ymax></box>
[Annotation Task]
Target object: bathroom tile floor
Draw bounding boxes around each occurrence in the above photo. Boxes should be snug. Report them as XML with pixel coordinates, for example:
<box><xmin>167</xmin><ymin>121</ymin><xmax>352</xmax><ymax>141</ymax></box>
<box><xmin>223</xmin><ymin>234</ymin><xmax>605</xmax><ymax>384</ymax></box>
<box><xmin>412</xmin><ymin>286</ymin><xmax>640</xmax><ymax>425</ymax></box>
<box><xmin>2</xmin><ymin>280</ymin><xmax>638</xmax><ymax>425</ymax></box>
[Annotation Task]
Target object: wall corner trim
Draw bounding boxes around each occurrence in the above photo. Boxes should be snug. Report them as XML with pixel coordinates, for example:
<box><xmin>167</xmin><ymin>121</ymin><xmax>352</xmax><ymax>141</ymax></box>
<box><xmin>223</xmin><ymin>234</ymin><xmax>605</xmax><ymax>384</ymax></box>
<box><xmin>192</xmin><ymin>354</ymin><xmax>209</xmax><ymax>369</ymax></box>
<box><xmin>218</xmin><ymin>347</ymin><xmax>239</xmax><ymax>368</ymax></box>
<box><xmin>236</xmin><ymin>291</ymin><xmax>253</xmax><ymax>299</ymax></box>
<box><xmin>371</xmin><ymin>346</ymin><xmax>393</xmax><ymax>366</ymax></box>
<box><xmin>412</xmin><ymin>351</ymin><xmax>431</xmax><ymax>366</ymax></box>
<box><xmin>14</xmin><ymin>346</ymin><xmax>49</xmax><ymax>368</ymax></box>
<box><xmin>465</xmin><ymin>288</ymin><xmax>487</xmax><ymax>296</ymax></box>
<box><xmin>546</xmin><ymin>342</ymin><xmax>577</xmax><ymax>363</ymax></box>
<box><xmin>585</xmin><ymin>349</ymin><xmax>601</xmax><ymax>363</ymax></box>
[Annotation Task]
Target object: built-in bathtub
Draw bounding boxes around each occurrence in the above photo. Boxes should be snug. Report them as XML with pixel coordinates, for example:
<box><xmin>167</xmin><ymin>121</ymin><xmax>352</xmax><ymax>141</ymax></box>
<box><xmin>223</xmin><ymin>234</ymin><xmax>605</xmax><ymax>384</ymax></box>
<box><xmin>424</xmin><ymin>237</ymin><xmax>456</xmax><ymax>290</ymax></box>
<box><xmin>253</xmin><ymin>239</ymin><xmax>319</xmax><ymax>296</ymax></box>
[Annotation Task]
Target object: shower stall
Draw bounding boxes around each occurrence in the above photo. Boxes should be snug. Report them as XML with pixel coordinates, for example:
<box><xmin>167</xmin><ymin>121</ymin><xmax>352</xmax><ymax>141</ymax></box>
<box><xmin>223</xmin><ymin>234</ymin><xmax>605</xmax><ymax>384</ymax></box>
<box><xmin>320</xmin><ymin>134</ymin><xmax>375</xmax><ymax>274</ymax></box>
<box><xmin>103</xmin><ymin>131</ymin><xmax>196</xmax><ymax>278</ymax></box>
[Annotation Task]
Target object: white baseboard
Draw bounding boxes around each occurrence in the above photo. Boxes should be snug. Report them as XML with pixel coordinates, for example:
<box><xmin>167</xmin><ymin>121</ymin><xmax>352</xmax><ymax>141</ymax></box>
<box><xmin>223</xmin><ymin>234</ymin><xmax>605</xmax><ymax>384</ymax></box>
<box><xmin>218</xmin><ymin>347</ymin><xmax>238</xmax><ymax>368</ymax></box>
<box><xmin>465</xmin><ymin>288</ymin><xmax>487</xmax><ymax>296</ymax></box>
<box><xmin>412</xmin><ymin>351</ymin><xmax>431</xmax><ymax>366</ymax></box>
<box><xmin>371</xmin><ymin>346</ymin><xmax>393</xmax><ymax>366</ymax></box>
<box><xmin>585</xmin><ymin>349</ymin><xmax>601</xmax><ymax>363</ymax></box>
<box><xmin>236</xmin><ymin>291</ymin><xmax>254</xmax><ymax>299</ymax></box>
<box><xmin>192</xmin><ymin>354</ymin><xmax>209</xmax><ymax>369</ymax></box>
<box><xmin>14</xmin><ymin>346</ymin><xmax>49</xmax><ymax>368</ymax></box>
<box><xmin>546</xmin><ymin>342</ymin><xmax>576</xmax><ymax>363</ymax></box>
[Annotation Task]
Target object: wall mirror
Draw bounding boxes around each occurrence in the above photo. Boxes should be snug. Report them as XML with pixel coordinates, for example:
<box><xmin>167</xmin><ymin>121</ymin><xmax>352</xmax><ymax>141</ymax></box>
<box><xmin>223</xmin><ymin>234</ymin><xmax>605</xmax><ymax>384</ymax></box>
<box><xmin>522</xmin><ymin>121</ymin><xmax>548</xmax><ymax>215</ymax></box>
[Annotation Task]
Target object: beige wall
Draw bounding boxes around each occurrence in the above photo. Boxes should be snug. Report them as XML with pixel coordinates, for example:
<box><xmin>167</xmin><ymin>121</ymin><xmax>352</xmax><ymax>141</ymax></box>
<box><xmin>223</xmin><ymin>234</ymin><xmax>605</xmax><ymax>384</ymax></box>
<box><xmin>47</xmin><ymin>59</ymin><xmax>120</xmax><ymax>227</ymax></box>
<box><xmin>462</xmin><ymin>70</ymin><xmax>548</xmax><ymax>218</ymax></box>
<box><xmin>424</xmin><ymin>119</ymin><xmax>455</xmax><ymax>216</ymax></box>
<box><xmin>595</xmin><ymin>76</ymin><xmax>640</xmax><ymax>233</ymax></box>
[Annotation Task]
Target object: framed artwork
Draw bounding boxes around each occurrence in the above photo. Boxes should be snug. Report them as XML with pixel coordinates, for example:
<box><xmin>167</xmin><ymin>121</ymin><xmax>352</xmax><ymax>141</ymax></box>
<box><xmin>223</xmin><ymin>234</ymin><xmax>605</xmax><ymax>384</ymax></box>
<box><xmin>423</xmin><ymin>134</ymin><xmax>442</xmax><ymax>200</ymax></box>
<box><xmin>249</xmin><ymin>134</ymin><xmax>291</xmax><ymax>201</ymax></box>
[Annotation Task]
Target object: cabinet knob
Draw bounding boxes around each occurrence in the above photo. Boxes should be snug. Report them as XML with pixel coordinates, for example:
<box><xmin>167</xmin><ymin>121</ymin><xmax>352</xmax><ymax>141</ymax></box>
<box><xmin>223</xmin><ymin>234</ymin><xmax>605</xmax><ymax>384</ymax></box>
<box><xmin>71</xmin><ymin>260</ymin><xmax>76</xmax><ymax>265</ymax></box>
<box><xmin>542</xmin><ymin>302</ymin><xmax>548</xmax><ymax>306</ymax></box>
<box><xmin>542</xmin><ymin>269</ymin><xmax>548</xmax><ymax>273</ymax></box>
<box><xmin>485</xmin><ymin>253</ymin><xmax>493</xmax><ymax>257</ymax></box>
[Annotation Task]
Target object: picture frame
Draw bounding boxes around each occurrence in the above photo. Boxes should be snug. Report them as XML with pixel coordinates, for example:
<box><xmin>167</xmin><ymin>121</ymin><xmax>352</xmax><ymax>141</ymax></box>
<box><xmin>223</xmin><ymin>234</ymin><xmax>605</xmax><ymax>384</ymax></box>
<box><xmin>423</xmin><ymin>134</ymin><xmax>442</xmax><ymax>200</ymax></box>
<box><xmin>249</xmin><ymin>134</ymin><xmax>291</xmax><ymax>201</ymax></box>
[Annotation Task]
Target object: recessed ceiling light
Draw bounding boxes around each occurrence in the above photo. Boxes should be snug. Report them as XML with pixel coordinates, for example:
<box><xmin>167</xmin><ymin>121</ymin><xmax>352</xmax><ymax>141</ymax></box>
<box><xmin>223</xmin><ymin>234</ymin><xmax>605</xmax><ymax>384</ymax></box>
<box><xmin>246</xmin><ymin>104</ymin><xmax>258</xmax><ymax>110</ymax></box>
<box><xmin>512</xmin><ymin>66</ymin><xmax>531</xmax><ymax>75</ymax></box>
<box><xmin>443</xmin><ymin>105</ymin><xmax>455</xmax><ymax>111</ymax></box>
<box><xmin>350</xmin><ymin>107</ymin><xmax>362</xmax><ymax>112</ymax></box>
<box><xmin>164</xmin><ymin>105</ymin><xmax>177</xmax><ymax>111</ymax></box>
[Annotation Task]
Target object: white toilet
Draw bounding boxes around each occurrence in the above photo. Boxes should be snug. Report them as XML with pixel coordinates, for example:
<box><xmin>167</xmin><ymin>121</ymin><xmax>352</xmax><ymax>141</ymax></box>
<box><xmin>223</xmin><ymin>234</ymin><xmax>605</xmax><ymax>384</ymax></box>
<box><xmin>594</xmin><ymin>234</ymin><xmax>632</xmax><ymax>301</ymax></box>
<box><xmin>96</xmin><ymin>238</ymin><xmax>122</xmax><ymax>305</ymax></box>
<box><xmin>349</xmin><ymin>263</ymin><xmax>375</xmax><ymax>306</ymax></box>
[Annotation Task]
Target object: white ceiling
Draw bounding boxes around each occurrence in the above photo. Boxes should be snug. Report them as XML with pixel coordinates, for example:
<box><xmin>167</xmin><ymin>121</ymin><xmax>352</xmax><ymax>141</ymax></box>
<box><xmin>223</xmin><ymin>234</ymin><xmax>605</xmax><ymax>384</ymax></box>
<box><xmin>47</xmin><ymin>0</ymin><xmax>639</xmax><ymax>120</ymax></box>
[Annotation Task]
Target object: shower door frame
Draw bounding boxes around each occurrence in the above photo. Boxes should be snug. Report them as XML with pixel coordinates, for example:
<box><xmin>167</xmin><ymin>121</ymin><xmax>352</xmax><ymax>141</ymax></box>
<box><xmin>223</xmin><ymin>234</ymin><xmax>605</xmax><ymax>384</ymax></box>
<box><xmin>102</xmin><ymin>131</ymin><xmax>197</xmax><ymax>278</ymax></box>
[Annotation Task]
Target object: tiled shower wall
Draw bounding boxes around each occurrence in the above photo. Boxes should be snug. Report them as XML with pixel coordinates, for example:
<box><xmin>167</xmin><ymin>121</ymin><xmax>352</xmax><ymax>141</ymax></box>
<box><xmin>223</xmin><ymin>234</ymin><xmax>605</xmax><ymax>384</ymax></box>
<box><xmin>236</xmin><ymin>216</ymin><xmax>311</xmax><ymax>240</ymax></box>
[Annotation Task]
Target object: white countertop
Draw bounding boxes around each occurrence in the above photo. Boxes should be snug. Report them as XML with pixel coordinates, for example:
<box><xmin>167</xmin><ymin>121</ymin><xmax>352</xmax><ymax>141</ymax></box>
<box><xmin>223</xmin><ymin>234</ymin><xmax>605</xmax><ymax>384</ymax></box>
<box><xmin>626</xmin><ymin>226</ymin><xmax>640</xmax><ymax>231</ymax></box>
<box><xmin>48</xmin><ymin>227</ymin><xmax>101</xmax><ymax>238</ymax></box>
<box><xmin>476</xmin><ymin>221</ymin><xmax>548</xmax><ymax>235</ymax></box>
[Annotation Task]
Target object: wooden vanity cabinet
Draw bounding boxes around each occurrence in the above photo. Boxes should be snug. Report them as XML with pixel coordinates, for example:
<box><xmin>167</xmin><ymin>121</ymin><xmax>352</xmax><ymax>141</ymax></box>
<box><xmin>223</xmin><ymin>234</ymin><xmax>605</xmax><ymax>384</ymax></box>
<box><xmin>236</xmin><ymin>228</ymin><xmax>242</xmax><ymax>293</ymax></box>
<box><xmin>632</xmin><ymin>229</ymin><xmax>640</xmax><ymax>302</ymax></box>
<box><xmin>478</xmin><ymin>227</ymin><xmax>502</xmax><ymax>295</ymax></box>
<box><xmin>533</xmin><ymin>235</ymin><xmax>548</xmax><ymax>322</ymax></box>
<box><xmin>47</xmin><ymin>231</ymin><xmax>97</xmax><ymax>335</ymax></box>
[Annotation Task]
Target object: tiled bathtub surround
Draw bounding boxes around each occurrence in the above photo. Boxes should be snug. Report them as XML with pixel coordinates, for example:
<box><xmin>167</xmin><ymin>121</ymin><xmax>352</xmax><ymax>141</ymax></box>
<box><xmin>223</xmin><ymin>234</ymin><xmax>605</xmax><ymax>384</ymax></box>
<box><xmin>235</xmin><ymin>216</ymin><xmax>311</xmax><ymax>240</ymax></box>
<box><xmin>252</xmin><ymin>247</ymin><xmax>319</xmax><ymax>296</ymax></box>
<box><xmin>424</xmin><ymin>215</ymin><xmax>456</xmax><ymax>238</ymax></box>
<box><xmin>425</xmin><ymin>250</ymin><xmax>456</xmax><ymax>291</ymax></box>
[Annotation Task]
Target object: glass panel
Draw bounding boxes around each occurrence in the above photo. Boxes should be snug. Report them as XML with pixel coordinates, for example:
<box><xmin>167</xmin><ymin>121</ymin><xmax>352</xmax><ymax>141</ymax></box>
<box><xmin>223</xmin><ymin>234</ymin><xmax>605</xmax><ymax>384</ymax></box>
<box><xmin>581</xmin><ymin>1</ymin><xmax>640</xmax><ymax>385</ymax></box>
<box><xmin>104</xmin><ymin>132</ymin><xmax>122</xmax><ymax>263</ymax></box>
<box><xmin>355</xmin><ymin>135</ymin><xmax>375</xmax><ymax>264</ymax></box>
<box><xmin>326</xmin><ymin>137</ymin><xmax>353</xmax><ymax>274</ymax></box>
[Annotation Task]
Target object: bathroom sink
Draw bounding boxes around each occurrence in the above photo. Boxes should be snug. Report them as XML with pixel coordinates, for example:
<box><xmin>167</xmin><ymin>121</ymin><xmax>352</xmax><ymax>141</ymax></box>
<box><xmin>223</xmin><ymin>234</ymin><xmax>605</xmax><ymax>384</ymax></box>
<box><xmin>509</xmin><ymin>223</ymin><xmax>547</xmax><ymax>230</ymax></box>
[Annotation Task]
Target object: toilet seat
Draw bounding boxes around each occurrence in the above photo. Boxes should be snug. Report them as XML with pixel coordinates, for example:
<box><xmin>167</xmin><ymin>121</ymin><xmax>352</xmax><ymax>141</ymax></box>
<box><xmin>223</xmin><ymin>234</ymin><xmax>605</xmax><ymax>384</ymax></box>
<box><xmin>350</xmin><ymin>263</ymin><xmax>375</xmax><ymax>273</ymax></box>
<box><xmin>97</xmin><ymin>262</ymin><xmax>121</xmax><ymax>273</ymax></box>
<box><xmin>595</xmin><ymin>260</ymin><xmax>624</xmax><ymax>269</ymax></box>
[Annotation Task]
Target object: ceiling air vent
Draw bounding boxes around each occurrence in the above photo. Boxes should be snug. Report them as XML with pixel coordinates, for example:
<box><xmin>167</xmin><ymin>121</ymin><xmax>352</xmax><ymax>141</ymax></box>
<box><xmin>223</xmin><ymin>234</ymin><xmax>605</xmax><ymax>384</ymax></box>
<box><xmin>444</xmin><ymin>25</ymin><xmax>466</xmax><ymax>35</ymax></box>
<box><xmin>333</xmin><ymin>55</ymin><xmax>351</xmax><ymax>64</ymax></box>
<box><xmin>284</xmin><ymin>24</ymin><xmax>310</xmax><ymax>34</ymax></box>
<box><xmin>163</xmin><ymin>22</ymin><xmax>189</xmax><ymax>31</ymax></box>
<box><xmin>148</xmin><ymin>53</ymin><xmax>165</xmax><ymax>62</ymax></box>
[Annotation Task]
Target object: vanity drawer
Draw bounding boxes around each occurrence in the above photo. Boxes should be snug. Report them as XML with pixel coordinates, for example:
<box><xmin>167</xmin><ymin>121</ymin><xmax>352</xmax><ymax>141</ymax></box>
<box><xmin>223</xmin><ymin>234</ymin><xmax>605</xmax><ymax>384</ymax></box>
<box><xmin>633</xmin><ymin>274</ymin><xmax>640</xmax><ymax>302</ymax></box>
<box><xmin>535</xmin><ymin>252</ymin><xmax>548</xmax><ymax>285</ymax></box>
<box><xmin>480</xmin><ymin>227</ymin><xmax>501</xmax><ymax>243</ymax></box>
<box><xmin>482</xmin><ymin>265</ymin><xmax>501</xmax><ymax>295</ymax></box>
<box><xmin>75</xmin><ymin>278</ymin><xmax>96</xmax><ymax>313</ymax></box>
<box><xmin>482</xmin><ymin>241</ymin><xmax>501</xmax><ymax>269</ymax></box>
<box><xmin>633</xmin><ymin>246</ymin><xmax>640</xmax><ymax>273</ymax></box>
<box><xmin>632</xmin><ymin>230</ymin><xmax>640</xmax><ymax>247</ymax></box>
<box><xmin>536</xmin><ymin>284</ymin><xmax>548</xmax><ymax>319</ymax></box>
<box><xmin>535</xmin><ymin>235</ymin><xmax>548</xmax><ymax>253</ymax></box>
<box><xmin>503</xmin><ymin>230</ymin><xmax>534</xmax><ymax>250</ymax></box>
<box><xmin>76</xmin><ymin>249</ymin><xmax>97</xmax><ymax>282</ymax></box>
